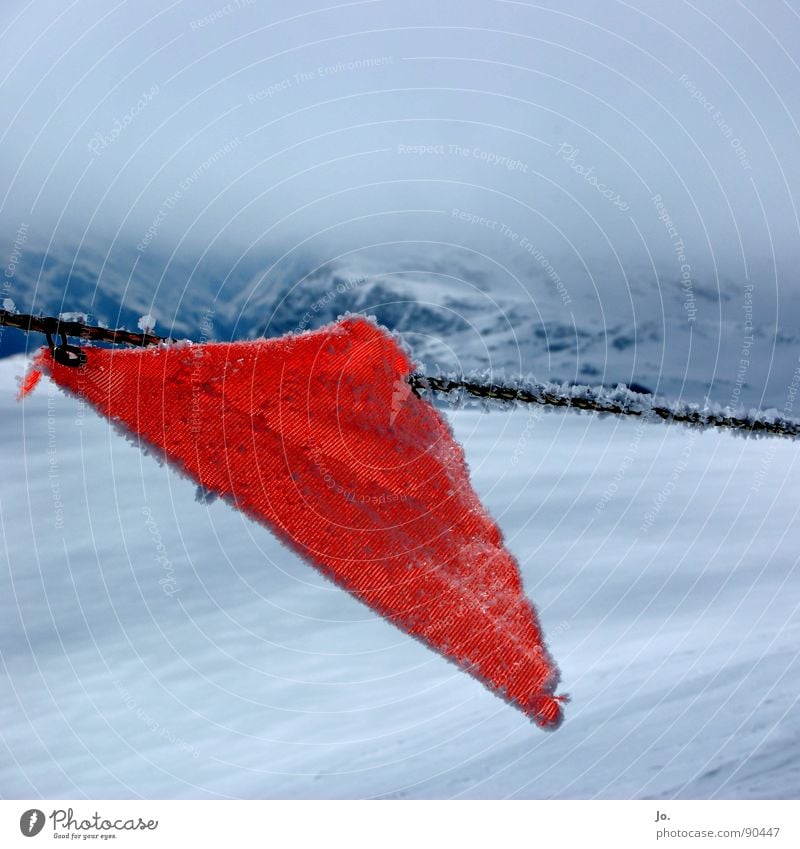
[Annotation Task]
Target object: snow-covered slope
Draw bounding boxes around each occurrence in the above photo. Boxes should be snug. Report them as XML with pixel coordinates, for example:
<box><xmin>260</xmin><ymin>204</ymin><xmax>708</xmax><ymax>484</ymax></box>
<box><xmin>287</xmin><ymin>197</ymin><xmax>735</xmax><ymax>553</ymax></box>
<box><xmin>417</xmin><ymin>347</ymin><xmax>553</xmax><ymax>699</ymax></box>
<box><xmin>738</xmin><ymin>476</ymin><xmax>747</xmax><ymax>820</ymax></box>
<box><xmin>1</xmin><ymin>355</ymin><xmax>798</xmax><ymax>799</ymax></box>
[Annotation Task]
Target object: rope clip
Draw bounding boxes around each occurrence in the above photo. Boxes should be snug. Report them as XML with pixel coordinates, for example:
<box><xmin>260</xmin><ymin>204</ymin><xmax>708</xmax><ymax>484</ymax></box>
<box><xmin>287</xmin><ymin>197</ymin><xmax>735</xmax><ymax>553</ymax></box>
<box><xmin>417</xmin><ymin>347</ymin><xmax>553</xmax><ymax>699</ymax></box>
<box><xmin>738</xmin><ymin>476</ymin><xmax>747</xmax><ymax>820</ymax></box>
<box><xmin>45</xmin><ymin>320</ymin><xmax>87</xmax><ymax>368</ymax></box>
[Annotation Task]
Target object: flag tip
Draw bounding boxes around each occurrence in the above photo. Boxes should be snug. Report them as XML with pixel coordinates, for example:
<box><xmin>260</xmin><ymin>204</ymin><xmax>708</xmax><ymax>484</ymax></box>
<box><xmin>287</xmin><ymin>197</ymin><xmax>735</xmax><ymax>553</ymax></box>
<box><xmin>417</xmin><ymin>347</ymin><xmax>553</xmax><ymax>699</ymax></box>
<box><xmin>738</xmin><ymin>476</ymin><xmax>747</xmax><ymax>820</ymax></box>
<box><xmin>530</xmin><ymin>693</ymin><xmax>569</xmax><ymax>730</ymax></box>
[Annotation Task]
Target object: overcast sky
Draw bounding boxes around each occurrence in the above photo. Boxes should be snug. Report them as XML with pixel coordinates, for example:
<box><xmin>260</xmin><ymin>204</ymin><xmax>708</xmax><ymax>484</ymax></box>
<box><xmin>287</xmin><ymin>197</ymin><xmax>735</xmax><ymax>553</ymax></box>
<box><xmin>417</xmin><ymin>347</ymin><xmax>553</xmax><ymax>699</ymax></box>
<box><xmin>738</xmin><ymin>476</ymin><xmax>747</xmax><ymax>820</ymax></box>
<box><xmin>1</xmin><ymin>0</ymin><xmax>799</xmax><ymax>290</ymax></box>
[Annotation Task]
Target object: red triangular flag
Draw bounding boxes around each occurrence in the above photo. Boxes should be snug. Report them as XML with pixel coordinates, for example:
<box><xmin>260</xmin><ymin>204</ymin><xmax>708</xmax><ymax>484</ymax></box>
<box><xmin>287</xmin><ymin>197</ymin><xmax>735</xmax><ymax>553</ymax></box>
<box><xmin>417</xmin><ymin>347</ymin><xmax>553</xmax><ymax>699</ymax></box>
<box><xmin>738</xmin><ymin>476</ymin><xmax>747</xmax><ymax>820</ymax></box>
<box><xmin>28</xmin><ymin>316</ymin><xmax>565</xmax><ymax>727</ymax></box>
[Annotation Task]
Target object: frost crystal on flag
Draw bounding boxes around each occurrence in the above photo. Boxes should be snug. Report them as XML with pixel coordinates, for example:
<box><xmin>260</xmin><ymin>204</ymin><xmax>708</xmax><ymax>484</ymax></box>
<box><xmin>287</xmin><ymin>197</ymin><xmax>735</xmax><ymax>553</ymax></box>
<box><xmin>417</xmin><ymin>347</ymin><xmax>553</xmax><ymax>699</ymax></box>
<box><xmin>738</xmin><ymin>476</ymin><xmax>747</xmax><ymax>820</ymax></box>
<box><xmin>28</xmin><ymin>315</ymin><xmax>566</xmax><ymax>728</ymax></box>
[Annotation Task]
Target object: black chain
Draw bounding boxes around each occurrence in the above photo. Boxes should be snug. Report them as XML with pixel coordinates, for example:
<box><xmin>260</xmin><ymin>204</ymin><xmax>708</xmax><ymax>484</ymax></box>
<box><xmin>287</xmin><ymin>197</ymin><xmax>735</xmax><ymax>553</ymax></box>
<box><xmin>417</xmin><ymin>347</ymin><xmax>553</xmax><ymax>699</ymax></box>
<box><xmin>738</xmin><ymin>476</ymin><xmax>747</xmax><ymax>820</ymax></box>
<box><xmin>3</xmin><ymin>309</ymin><xmax>799</xmax><ymax>439</ymax></box>
<box><xmin>0</xmin><ymin>310</ymin><xmax>169</xmax><ymax>348</ymax></box>
<box><xmin>408</xmin><ymin>375</ymin><xmax>800</xmax><ymax>439</ymax></box>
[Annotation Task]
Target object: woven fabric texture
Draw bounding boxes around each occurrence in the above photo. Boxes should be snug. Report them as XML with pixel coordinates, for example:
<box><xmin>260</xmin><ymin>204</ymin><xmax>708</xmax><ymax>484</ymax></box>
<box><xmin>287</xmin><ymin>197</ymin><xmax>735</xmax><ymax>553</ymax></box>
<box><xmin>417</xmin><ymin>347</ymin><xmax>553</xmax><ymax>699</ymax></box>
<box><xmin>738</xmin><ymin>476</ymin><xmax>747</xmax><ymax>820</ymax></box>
<box><xmin>31</xmin><ymin>316</ymin><xmax>564</xmax><ymax>727</ymax></box>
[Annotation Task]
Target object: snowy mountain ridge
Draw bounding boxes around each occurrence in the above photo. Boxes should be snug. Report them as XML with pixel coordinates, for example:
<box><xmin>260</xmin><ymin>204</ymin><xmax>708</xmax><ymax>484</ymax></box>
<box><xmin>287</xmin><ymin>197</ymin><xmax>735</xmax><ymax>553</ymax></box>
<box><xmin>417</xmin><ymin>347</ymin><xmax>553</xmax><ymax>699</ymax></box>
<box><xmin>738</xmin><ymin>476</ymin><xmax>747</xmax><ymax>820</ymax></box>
<box><xmin>2</xmin><ymin>239</ymin><xmax>798</xmax><ymax>411</ymax></box>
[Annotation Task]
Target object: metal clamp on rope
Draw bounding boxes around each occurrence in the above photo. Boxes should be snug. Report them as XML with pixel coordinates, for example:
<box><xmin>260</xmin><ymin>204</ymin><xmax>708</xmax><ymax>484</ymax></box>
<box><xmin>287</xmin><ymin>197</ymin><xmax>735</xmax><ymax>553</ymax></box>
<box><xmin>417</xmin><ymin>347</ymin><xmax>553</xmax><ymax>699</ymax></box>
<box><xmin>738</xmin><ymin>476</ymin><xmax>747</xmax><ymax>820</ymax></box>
<box><xmin>44</xmin><ymin>321</ymin><xmax>87</xmax><ymax>368</ymax></box>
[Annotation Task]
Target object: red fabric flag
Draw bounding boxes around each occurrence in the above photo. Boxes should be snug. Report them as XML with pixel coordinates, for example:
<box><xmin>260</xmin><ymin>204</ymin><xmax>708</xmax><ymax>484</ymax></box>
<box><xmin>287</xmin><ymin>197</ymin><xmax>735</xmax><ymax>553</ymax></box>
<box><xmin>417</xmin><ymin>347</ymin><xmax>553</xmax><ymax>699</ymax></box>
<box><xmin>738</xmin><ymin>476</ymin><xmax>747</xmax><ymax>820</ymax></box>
<box><xmin>27</xmin><ymin>316</ymin><xmax>565</xmax><ymax>728</ymax></box>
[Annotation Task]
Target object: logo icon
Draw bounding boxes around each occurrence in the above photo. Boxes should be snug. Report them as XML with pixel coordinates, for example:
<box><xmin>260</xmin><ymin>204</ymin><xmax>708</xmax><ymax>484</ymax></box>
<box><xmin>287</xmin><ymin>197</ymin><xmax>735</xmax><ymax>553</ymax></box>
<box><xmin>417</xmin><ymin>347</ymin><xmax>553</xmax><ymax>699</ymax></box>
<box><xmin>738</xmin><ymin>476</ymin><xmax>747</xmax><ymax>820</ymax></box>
<box><xmin>19</xmin><ymin>809</ymin><xmax>45</xmax><ymax>837</ymax></box>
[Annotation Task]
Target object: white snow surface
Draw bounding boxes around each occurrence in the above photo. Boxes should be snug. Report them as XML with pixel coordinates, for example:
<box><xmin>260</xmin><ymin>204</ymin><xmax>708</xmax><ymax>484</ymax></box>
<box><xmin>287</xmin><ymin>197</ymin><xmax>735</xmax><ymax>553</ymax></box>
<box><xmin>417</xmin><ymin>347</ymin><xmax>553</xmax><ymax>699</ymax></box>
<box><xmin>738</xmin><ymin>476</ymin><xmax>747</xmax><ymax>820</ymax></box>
<box><xmin>1</xmin><ymin>355</ymin><xmax>799</xmax><ymax>800</ymax></box>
